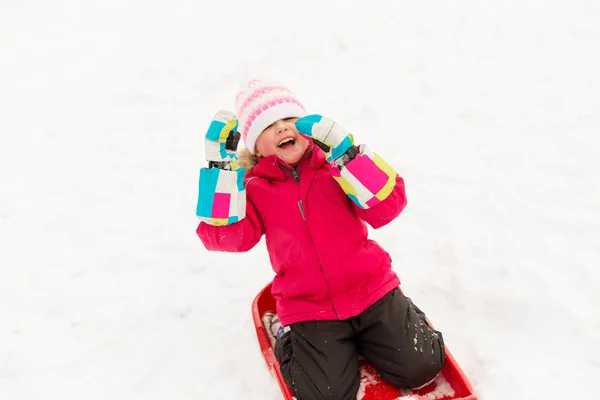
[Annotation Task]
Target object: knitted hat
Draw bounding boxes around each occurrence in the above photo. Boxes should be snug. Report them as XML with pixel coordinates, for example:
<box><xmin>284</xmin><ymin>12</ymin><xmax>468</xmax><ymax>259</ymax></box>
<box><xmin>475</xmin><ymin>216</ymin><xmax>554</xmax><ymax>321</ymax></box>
<box><xmin>235</xmin><ymin>80</ymin><xmax>307</xmax><ymax>154</ymax></box>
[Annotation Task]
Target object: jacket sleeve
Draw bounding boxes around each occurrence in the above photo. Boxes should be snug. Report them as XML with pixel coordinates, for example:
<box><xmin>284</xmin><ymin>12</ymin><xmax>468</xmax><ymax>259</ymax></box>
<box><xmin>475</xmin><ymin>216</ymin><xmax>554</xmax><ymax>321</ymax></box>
<box><xmin>196</xmin><ymin>195</ymin><xmax>264</xmax><ymax>252</ymax></box>
<box><xmin>328</xmin><ymin>144</ymin><xmax>407</xmax><ymax>229</ymax></box>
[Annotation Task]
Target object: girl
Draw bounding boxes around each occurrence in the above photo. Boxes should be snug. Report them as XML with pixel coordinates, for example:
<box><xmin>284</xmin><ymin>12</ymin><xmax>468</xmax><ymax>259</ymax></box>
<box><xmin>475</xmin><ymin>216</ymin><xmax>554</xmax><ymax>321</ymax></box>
<box><xmin>196</xmin><ymin>80</ymin><xmax>445</xmax><ymax>400</ymax></box>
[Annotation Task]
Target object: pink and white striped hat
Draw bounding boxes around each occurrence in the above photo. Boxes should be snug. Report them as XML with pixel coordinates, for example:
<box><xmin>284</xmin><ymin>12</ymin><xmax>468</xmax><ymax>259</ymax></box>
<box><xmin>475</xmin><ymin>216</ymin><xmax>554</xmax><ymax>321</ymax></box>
<box><xmin>235</xmin><ymin>80</ymin><xmax>307</xmax><ymax>154</ymax></box>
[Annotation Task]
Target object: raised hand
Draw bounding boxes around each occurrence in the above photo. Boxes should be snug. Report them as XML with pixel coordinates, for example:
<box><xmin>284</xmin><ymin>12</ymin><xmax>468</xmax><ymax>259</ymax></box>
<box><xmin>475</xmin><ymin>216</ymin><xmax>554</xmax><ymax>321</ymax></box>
<box><xmin>295</xmin><ymin>115</ymin><xmax>355</xmax><ymax>162</ymax></box>
<box><xmin>205</xmin><ymin>110</ymin><xmax>241</xmax><ymax>170</ymax></box>
<box><xmin>197</xmin><ymin>110</ymin><xmax>246</xmax><ymax>225</ymax></box>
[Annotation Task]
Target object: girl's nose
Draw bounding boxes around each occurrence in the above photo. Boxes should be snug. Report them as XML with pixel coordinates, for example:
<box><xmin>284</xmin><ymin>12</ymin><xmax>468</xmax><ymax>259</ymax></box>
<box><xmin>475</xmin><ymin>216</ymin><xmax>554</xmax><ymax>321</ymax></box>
<box><xmin>274</xmin><ymin>120</ymin><xmax>288</xmax><ymax>134</ymax></box>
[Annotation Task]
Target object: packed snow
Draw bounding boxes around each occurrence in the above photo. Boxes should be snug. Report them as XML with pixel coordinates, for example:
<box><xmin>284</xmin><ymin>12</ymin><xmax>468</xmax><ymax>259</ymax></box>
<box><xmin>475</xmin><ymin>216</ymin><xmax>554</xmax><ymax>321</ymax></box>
<box><xmin>1</xmin><ymin>1</ymin><xmax>599</xmax><ymax>399</ymax></box>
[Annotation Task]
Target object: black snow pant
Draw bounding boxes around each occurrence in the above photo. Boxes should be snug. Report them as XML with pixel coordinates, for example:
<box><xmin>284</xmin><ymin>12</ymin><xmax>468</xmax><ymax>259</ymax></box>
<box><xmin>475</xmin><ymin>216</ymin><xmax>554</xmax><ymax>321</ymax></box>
<box><xmin>274</xmin><ymin>288</ymin><xmax>445</xmax><ymax>400</ymax></box>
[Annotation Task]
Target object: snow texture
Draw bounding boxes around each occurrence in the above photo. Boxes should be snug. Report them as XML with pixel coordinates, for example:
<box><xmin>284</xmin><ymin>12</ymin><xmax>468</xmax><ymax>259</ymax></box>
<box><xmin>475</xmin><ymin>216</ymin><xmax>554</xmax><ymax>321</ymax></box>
<box><xmin>357</xmin><ymin>367</ymin><xmax>378</xmax><ymax>399</ymax></box>
<box><xmin>1</xmin><ymin>0</ymin><xmax>599</xmax><ymax>399</ymax></box>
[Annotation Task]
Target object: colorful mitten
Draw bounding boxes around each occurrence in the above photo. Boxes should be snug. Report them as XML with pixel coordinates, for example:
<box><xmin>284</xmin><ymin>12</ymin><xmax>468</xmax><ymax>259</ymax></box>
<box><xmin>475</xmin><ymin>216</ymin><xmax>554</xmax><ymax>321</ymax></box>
<box><xmin>329</xmin><ymin>144</ymin><xmax>398</xmax><ymax>209</ymax></box>
<box><xmin>196</xmin><ymin>110</ymin><xmax>246</xmax><ymax>226</ymax></box>
<box><xmin>296</xmin><ymin>114</ymin><xmax>398</xmax><ymax>209</ymax></box>
<box><xmin>205</xmin><ymin>110</ymin><xmax>241</xmax><ymax>170</ymax></box>
<box><xmin>295</xmin><ymin>115</ymin><xmax>355</xmax><ymax>162</ymax></box>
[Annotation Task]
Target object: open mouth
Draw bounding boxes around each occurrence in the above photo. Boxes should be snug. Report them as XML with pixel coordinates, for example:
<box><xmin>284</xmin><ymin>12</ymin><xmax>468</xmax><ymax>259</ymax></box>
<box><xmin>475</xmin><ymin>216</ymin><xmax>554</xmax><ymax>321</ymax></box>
<box><xmin>278</xmin><ymin>137</ymin><xmax>296</xmax><ymax>149</ymax></box>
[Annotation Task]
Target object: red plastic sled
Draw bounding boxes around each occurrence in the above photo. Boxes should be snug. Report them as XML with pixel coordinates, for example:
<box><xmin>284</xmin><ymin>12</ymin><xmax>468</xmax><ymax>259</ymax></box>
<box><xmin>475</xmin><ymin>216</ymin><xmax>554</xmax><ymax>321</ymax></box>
<box><xmin>252</xmin><ymin>282</ymin><xmax>478</xmax><ymax>400</ymax></box>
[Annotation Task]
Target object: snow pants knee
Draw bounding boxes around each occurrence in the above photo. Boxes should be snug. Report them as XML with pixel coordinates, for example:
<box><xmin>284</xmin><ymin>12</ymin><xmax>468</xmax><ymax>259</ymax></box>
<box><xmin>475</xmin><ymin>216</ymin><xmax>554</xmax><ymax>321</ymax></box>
<box><xmin>274</xmin><ymin>288</ymin><xmax>445</xmax><ymax>400</ymax></box>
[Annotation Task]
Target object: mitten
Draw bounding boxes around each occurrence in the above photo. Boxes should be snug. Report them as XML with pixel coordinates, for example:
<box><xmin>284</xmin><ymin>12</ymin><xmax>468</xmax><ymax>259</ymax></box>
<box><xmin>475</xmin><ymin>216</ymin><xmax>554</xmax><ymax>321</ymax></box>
<box><xmin>296</xmin><ymin>114</ymin><xmax>398</xmax><ymax>209</ymax></box>
<box><xmin>205</xmin><ymin>110</ymin><xmax>241</xmax><ymax>170</ymax></box>
<box><xmin>196</xmin><ymin>111</ymin><xmax>246</xmax><ymax>226</ymax></box>
<box><xmin>295</xmin><ymin>115</ymin><xmax>355</xmax><ymax>162</ymax></box>
<box><xmin>328</xmin><ymin>144</ymin><xmax>398</xmax><ymax>209</ymax></box>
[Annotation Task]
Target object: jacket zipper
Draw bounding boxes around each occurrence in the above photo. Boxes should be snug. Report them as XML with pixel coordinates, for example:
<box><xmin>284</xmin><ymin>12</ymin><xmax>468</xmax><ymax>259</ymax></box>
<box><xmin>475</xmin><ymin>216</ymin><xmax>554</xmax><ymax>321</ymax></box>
<box><xmin>290</xmin><ymin>169</ymin><xmax>306</xmax><ymax>220</ymax></box>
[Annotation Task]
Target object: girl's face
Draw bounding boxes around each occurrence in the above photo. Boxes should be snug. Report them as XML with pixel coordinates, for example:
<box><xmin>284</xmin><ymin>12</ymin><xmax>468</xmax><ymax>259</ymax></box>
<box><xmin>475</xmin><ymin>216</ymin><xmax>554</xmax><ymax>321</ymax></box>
<box><xmin>255</xmin><ymin>117</ymin><xmax>310</xmax><ymax>165</ymax></box>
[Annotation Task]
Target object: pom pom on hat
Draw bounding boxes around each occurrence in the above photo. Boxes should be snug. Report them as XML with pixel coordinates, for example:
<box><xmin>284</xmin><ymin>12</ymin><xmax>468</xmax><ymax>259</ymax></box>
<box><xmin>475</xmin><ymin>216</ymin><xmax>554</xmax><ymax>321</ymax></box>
<box><xmin>235</xmin><ymin>80</ymin><xmax>307</xmax><ymax>154</ymax></box>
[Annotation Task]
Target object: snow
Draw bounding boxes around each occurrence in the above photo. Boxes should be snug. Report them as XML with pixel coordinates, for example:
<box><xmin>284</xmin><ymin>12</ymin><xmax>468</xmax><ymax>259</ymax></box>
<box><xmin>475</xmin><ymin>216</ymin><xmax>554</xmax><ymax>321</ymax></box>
<box><xmin>356</xmin><ymin>367</ymin><xmax>378</xmax><ymax>400</ymax></box>
<box><xmin>406</xmin><ymin>375</ymin><xmax>455</xmax><ymax>400</ymax></box>
<box><xmin>356</xmin><ymin>366</ymin><xmax>454</xmax><ymax>400</ymax></box>
<box><xmin>1</xmin><ymin>0</ymin><xmax>599</xmax><ymax>399</ymax></box>
<box><xmin>419</xmin><ymin>376</ymin><xmax>454</xmax><ymax>400</ymax></box>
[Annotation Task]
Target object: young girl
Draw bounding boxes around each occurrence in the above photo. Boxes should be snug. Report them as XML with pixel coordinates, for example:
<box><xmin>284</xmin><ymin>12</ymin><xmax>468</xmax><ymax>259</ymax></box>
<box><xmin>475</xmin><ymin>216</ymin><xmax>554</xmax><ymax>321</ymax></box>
<box><xmin>196</xmin><ymin>80</ymin><xmax>445</xmax><ymax>400</ymax></box>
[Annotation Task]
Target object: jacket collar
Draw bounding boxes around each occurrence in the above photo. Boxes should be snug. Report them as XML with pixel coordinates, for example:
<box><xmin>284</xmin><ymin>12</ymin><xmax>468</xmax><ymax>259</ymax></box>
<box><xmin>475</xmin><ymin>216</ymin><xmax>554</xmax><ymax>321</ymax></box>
<box><xmin>250</xmin><ymin>141</ymin><xmax>326</xmax><ymax>181</ymax></box>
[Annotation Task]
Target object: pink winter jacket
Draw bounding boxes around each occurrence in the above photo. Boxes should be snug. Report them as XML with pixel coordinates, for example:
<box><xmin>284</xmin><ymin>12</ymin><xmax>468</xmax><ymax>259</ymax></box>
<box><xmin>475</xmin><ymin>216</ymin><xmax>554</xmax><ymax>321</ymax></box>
<box><xmin>196</xmin><ymin>143</ymin><xmax>407</xmax><ymax>325</ymax></box>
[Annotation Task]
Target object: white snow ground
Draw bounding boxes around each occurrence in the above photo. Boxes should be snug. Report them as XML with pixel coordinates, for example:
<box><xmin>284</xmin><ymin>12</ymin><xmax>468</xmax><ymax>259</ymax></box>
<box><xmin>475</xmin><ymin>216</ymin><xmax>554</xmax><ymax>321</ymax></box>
<box><xmin>1</xmin><ymin>1</ymin><xmax>599</xmax><ymax>399</ymax></box>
